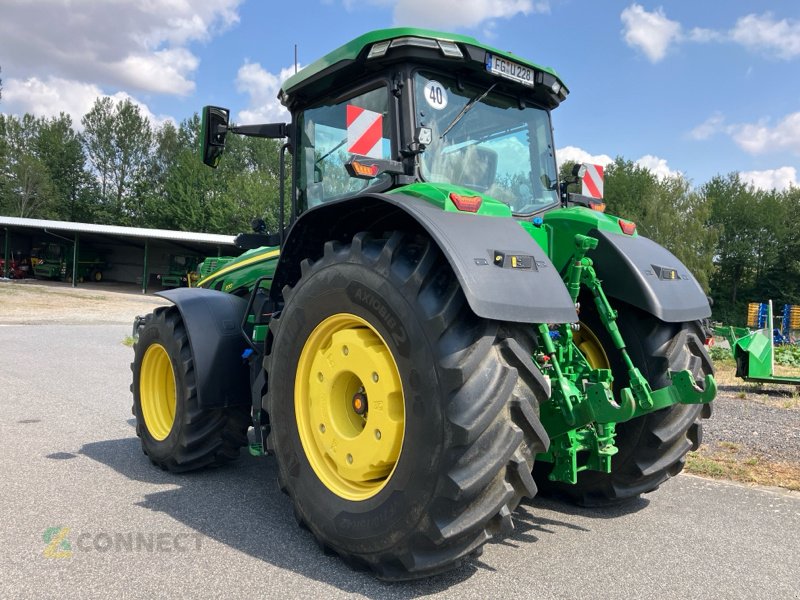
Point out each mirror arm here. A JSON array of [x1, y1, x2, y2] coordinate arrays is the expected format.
[[229, 123, 289, 139]]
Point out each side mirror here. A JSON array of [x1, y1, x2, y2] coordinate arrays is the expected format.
[[201, 106, 230, 168]]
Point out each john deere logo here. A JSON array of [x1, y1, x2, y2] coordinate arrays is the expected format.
[[42, 527, 73, 559]]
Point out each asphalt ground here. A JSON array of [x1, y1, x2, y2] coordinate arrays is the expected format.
[[1, 322, 799, 599]]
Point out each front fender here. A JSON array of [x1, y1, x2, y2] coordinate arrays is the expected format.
[[272, 193, 577, 324], [156, 287, 250, 408]]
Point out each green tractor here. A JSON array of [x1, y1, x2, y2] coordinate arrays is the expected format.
[[33, 242, 106, 282], [130, 28, 715, 579], [156, 254, 201, 288]]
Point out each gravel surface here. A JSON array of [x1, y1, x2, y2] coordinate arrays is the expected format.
[[704, 382, 800, 462], [0, 279, 169, 325]]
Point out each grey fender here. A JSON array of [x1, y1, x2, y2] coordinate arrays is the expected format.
[[156, 287, 251, 408], [590, 229, 711, 322], [272, 193, 577, 324]]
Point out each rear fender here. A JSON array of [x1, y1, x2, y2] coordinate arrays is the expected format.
[[156, 287, 251, 408], [272, 193, 578, 324], [590, 229, 711, 322]]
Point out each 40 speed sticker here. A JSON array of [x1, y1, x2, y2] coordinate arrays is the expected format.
[[424, 80, 448, 110]]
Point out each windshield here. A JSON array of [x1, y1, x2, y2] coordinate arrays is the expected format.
[[414, 71, 559, 214]]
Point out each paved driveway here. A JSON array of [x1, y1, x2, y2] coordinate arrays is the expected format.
[[1, 323, 798, 599]]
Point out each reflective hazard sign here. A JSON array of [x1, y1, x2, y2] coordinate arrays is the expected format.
[[346, 105, 383, 159], [581, 164, 604, 199]]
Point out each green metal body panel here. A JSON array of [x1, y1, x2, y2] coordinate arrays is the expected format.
[[543, 206, 637, 273], [386, 182, 513, 217], [197, 246, 280, 294]]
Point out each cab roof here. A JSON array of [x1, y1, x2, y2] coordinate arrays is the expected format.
[[279, 27, 569, 110]]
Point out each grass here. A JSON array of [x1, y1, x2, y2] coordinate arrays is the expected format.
[[685, 443, 800, 491], [122, 336, 135, 347]]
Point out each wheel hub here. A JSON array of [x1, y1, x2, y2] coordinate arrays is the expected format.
[[295, 313, 405, 501], [139, 343, 177, 441], [352, 390, 368, 415]]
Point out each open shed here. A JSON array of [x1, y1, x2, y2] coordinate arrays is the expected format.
[[0, 216, 242, 293]]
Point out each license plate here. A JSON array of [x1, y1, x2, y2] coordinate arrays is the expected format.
[[486, 54, 535, 87]]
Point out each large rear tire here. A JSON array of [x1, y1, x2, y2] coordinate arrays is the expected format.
[[265, 231, 549, 579], [131, 306, 250, 471], [534, 301, 713, 506]]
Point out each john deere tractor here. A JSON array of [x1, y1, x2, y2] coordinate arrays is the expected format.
[[130, 28, 715, 579]]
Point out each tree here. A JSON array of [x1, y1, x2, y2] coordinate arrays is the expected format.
[[36, 113, 94, 222], [81, 97, 115, 204], [700, 173, 791, 324], [81, 97, 153, 224], [0, 114, 55, 218]]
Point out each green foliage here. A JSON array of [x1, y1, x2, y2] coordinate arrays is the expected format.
[[774, 345, 800, 367], [709, 345, 733, 363], [703, 174, 800, 325]]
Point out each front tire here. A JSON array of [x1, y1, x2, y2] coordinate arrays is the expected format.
[[534, 302, 713, 506], [265, 232, 549, 579], [131, 306, 250, 471]]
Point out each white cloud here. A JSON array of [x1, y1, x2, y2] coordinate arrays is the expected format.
[[620, 8, 800, 63], [731, 13, 800, 60], [686, 27, 723, 43], [740, 167, 799, 191], [391, 0, 549, 29], [556, 146, 613, 169], [731, 112, 800, 155], [114, 49, 199, 96], [635, 154, 681, 179], [690, 111, 800, 157], [235, 63, 298, 124], [620, 4, 682, 63], [0, 0, 241, 96], [2, 76, 173, 130], [689, 113, 726, 141], [558, 146, 681, 179]]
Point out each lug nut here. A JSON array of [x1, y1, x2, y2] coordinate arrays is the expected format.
[[372, 372, 379, 382], [342, 346, 349, 356], [346, 453, 353, 464]]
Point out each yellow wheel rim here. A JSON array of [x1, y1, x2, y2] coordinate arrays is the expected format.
[[295, 313, 405, 501], [574, 322, 611, 370], [139, 343, 177, 441]]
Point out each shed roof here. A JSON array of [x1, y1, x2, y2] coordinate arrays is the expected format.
[[0, 217, 237, 246]]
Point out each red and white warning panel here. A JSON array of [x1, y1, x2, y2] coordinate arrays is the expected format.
[[581, 163, 604, 199], [346, 105, 384, 159]]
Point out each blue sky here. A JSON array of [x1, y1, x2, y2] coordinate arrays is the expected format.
[[2, 1, 799, 190]]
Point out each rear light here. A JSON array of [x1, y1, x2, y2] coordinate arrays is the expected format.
[[589, 201, 606, 212], [449, 193, 482, 213], [349, 160, 379, 178], [618, 219, 636, 235]]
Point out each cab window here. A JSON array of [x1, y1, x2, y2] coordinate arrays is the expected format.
[[297, 86, 392, 211]]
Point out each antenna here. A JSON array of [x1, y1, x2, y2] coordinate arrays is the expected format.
[[294, 44, 298, 74]]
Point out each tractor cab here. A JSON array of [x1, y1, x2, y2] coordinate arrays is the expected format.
[[203, 28, 568, 221]]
